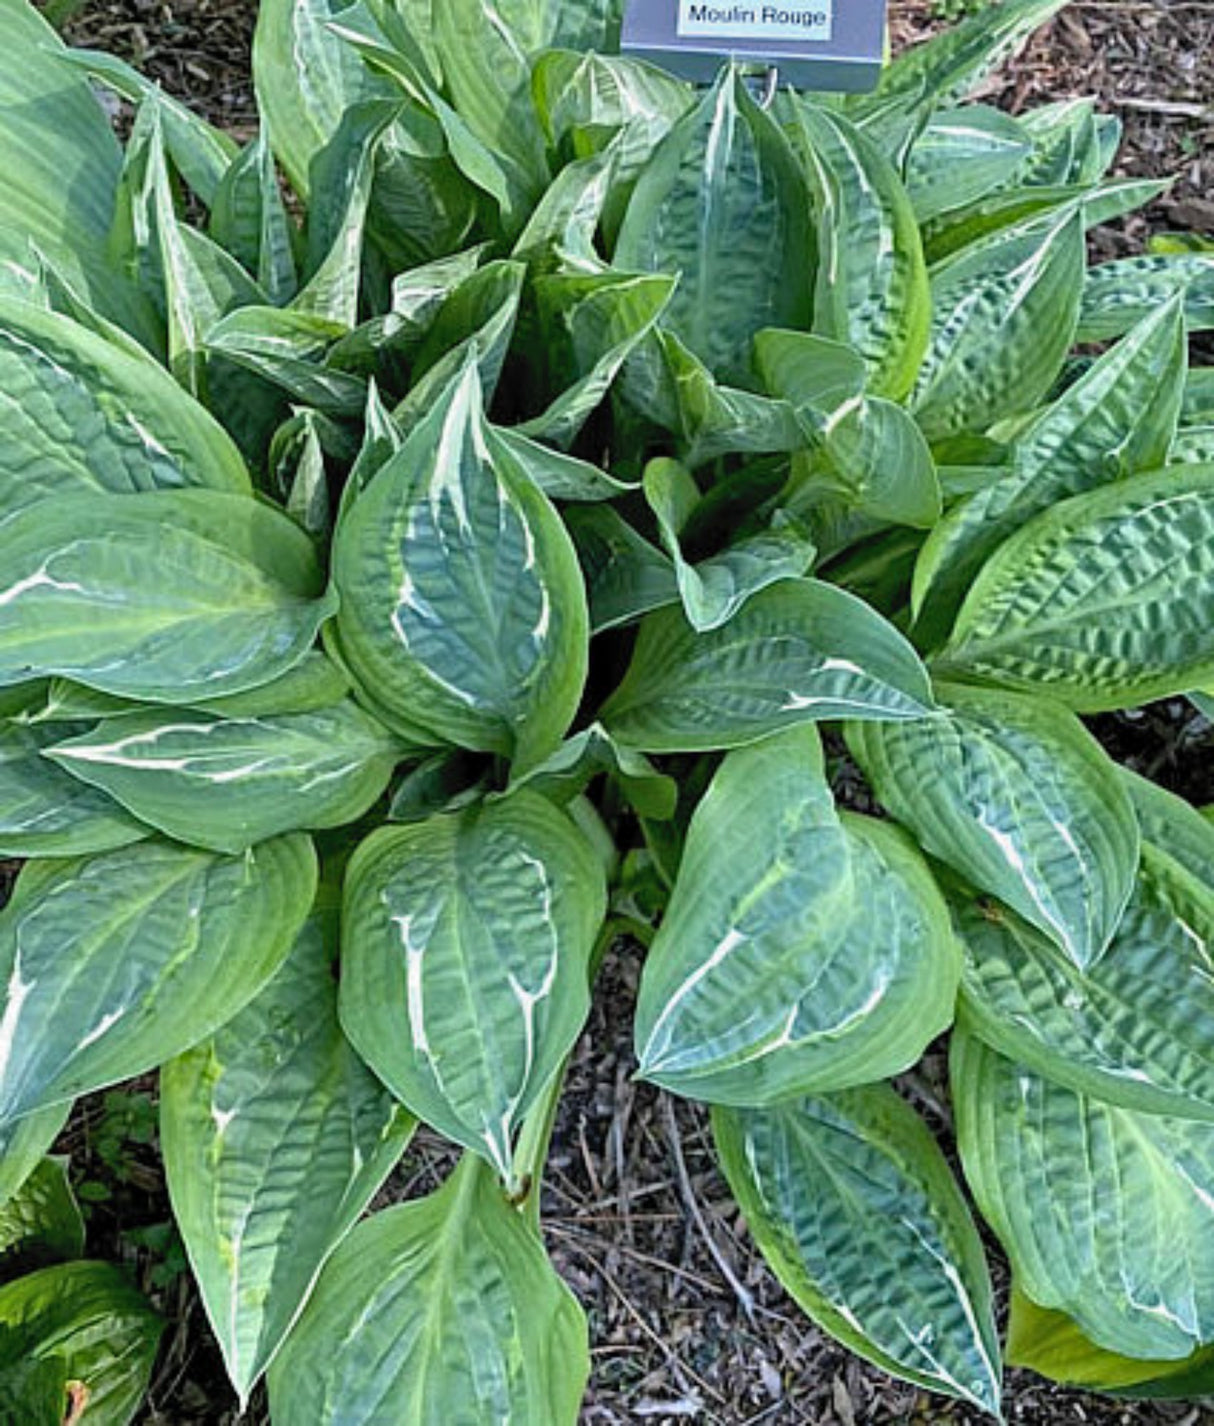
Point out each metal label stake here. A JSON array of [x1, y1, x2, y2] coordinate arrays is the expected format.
[[621, 0, 887, 93]]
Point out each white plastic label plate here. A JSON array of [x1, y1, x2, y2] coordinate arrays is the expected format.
[[676, 1, 833, 43]]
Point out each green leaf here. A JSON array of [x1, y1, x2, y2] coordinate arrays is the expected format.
[[953, 1030, 1214, 1361], [0, 719, 149, 858], [1006, 1287, 1214, 1395], [210, 131, 299, 304], [0, 1260, 161, 1425], [939, 465, 1214, 711], [905, 106, 1033, 223], [789, 102, 929, 402], [0, 0, 151, 337], [861, 0, 1068, 111], [0, 1158, 84, 1265], [267, 1153, 589, 1426], [0, 835, 316, 1127], [615, 70, 812, 385], [332, 360, 588, 766], [0, 1348, 65, 1425], [713, 1087, 1001, 1414], [954, 842, 1214, 1121], [252, 0, 397, 195], [785, 392, 942, 531], [47, 702, 400, 855], [0, 1105, 71, 1209], [341, 794, 606, 1179], [206, 308, 365, 415], [161, 910, 415, 1405], [601, 579, 936, 754], [912, 209, 1085, 444], [643, 458, 816, 633], [1120, 766, 1214, 889], [0, 296, 249, 520], [506, 723, 677, 821], [912, 297, 1187, 645], [847, 686, 1139, 969], [0, 489, 335, 704], [564, 505, 679, 634], [1077, 254, 1214, 342], [635, 727, 959, 1104], [1172, 426, 1214, 465]]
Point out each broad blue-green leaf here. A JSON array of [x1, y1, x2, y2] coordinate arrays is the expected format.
[[953, 1031, 1214, 1361], [162, 910, 415, 1405], [333, 361, 588, 766], [912, 209, 1084, 444], [753, 328, 867, 414], [0, 1104, 70, 1209], [0, 297, 249, 519], [643, 459, 816, 632], [0, 835, 316, 1126], [954, 841, 1214, 1120], [906, 106, 1033, 223], [0, 0, 152, 338], [848, 686, 1139, 969], [1184, 369, 1214, 425], [564, 505, 680, 634], [939, 465, 1214, 711], [267, 1154, 589, 1426], [35, 653, 349, 726], [0, 1157, 83, 1265], [0, 489, 335, 704], [0, 1261, 161, 1425], [252, 0, 396, 195], [789, 103, 929, 402], [0, 719, 149, 858], [714, 1088, 1001, 1414], [341, 794, 606, 1179], [912, 297, 1187, 644], [615, 70, 812, 385], [635, 727, 959, 1103], [602, 579, 936, 753], [47, 702, 400, 855], [1077, 254, 1214, 342]]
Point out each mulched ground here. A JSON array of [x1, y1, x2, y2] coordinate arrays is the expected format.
[[27, 1, 1214, 1421]]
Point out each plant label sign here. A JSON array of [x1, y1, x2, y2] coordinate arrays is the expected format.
[[622, 0, 886, 92]]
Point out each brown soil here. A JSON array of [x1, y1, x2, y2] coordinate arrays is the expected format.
[[28, 1, 1214, 1422]]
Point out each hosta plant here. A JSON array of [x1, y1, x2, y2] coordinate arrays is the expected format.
[[1, 0, 1213, 1418]]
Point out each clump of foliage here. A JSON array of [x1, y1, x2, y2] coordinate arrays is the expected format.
[[0, 0, 1213, 1418]]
